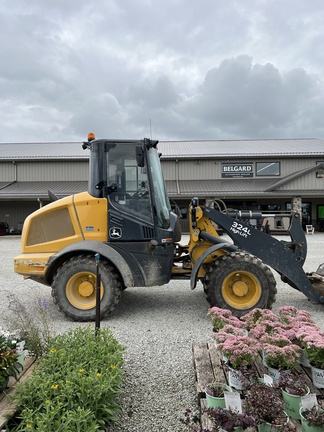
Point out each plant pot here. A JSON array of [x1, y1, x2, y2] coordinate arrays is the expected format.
[[266, 366, 290, 385], [299, 348, 311, 368], [16, 351, 25, 373], [205, 383, 233, 408], [281, 386, 310, 419], [300, 407, 324, 432], [257, 413, 289, 432], [310, 365, 324, 389], [220, 428, 244, 432]]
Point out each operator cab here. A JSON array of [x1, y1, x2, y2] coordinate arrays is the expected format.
[[84, 133, 181, 243]]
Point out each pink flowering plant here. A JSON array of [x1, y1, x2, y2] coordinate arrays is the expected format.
[[263, 341, 300, 369], [240, 308, 280, 331], [277, 306, 315, 325], [286, 323, 319, 349], [248, 320, 286, 341], [304, 329, 324, 369], [212, 324, 248, 344], [208, 307, 245, 332], [217, 336, 261, 369]]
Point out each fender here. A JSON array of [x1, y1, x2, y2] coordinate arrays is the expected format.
[[47, 240, 134, 287], [190, 240, 238, 290]]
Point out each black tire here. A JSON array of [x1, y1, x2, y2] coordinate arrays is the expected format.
[[203, 251, 277, 317], [51, 255, 122, 322]]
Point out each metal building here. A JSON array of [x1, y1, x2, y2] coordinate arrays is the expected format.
[[1, 138, 324, 233]]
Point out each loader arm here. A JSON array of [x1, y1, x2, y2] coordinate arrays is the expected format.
[[198, 205, 324, 304]]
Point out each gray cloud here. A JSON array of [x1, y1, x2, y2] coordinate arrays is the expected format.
[[1, 0, 324, 142]]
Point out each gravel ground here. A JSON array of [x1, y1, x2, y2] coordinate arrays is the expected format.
[[0, 234, 323, 431]]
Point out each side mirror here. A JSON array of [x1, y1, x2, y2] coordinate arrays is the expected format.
[[136, 146, 145, 167]]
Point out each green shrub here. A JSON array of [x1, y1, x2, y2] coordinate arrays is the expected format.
[[9, 326, 124, 431]]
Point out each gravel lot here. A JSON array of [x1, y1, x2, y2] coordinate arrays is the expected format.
[[0, 234, 323, 431]]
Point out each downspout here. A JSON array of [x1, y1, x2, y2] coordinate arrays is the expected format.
[[12, 160, 17, 181]]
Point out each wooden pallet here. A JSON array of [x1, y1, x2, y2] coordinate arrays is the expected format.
[[0, 356, 36, 429], [192, 342, 324, 432]]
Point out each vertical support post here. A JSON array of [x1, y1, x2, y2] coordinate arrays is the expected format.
[[95, 253, 101, 334]]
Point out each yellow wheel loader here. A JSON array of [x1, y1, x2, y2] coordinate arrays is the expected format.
[[14, 134, 324, 321]]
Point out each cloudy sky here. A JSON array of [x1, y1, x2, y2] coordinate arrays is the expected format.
[[1, 0, 324, 142]]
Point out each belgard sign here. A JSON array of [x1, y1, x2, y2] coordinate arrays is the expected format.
[[222, 163, 253, 178]]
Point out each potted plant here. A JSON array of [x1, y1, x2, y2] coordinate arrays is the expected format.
[[303, 329, 324, 389], [2, 331, 26, 372], [208, 307, 245, 332], [205, 382, 232, 408], [287, 323, 319, 368], [299, 404, 324, 432], [256, 332, 300, 384], [276, 306, 315, 325], [240, 308, 280, 331], [275, 307, 319, 368], [217, 336, 260, 390], [278, 372, 310, 419], [0, 346, 20, 391], [245, 381, 288, 431], [206, 406, 257, 432], [212, 325, 248, 347]]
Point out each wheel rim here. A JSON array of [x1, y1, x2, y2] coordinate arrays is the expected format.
[[222, 271, 262, 309], [66, 272, 103, 310]]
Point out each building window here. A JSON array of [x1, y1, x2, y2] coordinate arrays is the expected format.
[[256, 162, 280, 176]]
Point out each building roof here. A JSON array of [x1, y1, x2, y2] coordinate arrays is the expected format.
[[264, 162, 324, 191], [0, 142, 88, 160], [0, 181, 88, 199], [1, 138, 324, 161], [166, 178, 324, 198], [158, 138, 324, 159]]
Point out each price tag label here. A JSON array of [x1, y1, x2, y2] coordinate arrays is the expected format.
[[301, 393, 318, 410], [263, 374, 274, 386], [225, 391, 242, 413]]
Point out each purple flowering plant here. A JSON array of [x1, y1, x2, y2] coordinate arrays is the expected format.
[[206, 407, 257, 431], [245, 381, 287, 426], [301, 404, 324, 427], [208, 307, 245, 332]]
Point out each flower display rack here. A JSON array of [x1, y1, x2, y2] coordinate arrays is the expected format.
[[192, 342, 324, 431], [0, 356, 36, 429]]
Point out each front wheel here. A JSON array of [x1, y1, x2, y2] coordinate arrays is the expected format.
[[52, 255, 122, 321], [203, 251, 277, 317]]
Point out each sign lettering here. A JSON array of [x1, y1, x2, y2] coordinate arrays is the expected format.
[[222, 163, 253, 178]]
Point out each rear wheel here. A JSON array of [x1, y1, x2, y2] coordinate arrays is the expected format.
[[52, 255, 122, 321], [203, 251, 277, 317]]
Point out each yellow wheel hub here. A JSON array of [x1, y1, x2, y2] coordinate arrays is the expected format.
[[222, 271, 261, 309], [79, 281, 95, 297], [66, 272, 103, 310]]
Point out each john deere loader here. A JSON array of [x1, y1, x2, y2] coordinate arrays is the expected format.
[[14, 134, 324, 321]]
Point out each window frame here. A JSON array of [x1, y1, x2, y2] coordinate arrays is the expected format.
[[255, 161, 280, 177]]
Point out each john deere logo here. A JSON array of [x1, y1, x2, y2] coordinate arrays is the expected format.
[[110, 227, 122, 238]]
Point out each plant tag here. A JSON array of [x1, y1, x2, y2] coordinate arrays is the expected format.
[[301, 393, 318, 410], [16, 340, 25, 355], [224, 391, 242, 413], [263, 374, 273, 386]]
